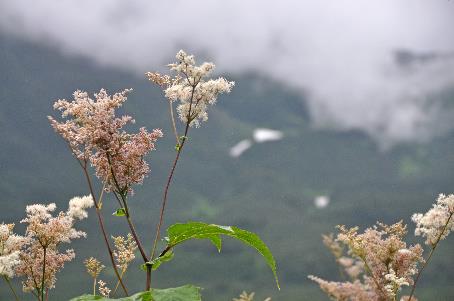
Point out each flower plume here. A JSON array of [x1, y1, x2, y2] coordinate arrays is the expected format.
[[49, 89, 163, 193], [147, 50, 234, 128]]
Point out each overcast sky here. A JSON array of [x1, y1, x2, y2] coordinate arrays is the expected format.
[[1, 0, 454, 146]]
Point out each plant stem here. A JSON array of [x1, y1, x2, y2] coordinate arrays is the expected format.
[[147, 85, 196, 290], [408, 211, 453, 301], [146, 266, 152, 289], [3, 275, 20, 301], [107, 154, 149, 263], [112, 268, 126, 296], [361, 257, 387, 298], [168, 100, 180, 146], [93, 277, 96, 296], [149, 134, 187, 260], [126, 215, 148, 261], [81, 163, 128, 296], [40, 247, 47, 301], [66, 146, 128, 295]]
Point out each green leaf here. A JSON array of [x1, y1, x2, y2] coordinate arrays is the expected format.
[[151, 249, 175, 270], [166, 222, 279, 289], [70, 285, 201, 301], [112, 208, 126, 217], [150, 285, 201, 301], [141, 250, 175, 271]]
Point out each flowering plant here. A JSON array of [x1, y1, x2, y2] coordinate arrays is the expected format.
[[309, 194, 454, 301], [0, 50, 278, 301]]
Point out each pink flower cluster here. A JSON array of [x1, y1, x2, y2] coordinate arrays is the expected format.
[[310, 222, 424, 301], [308, 276, 377, 301], [49, 89, 163, 193], [1, 197, 93, 293], [17, 245, 75, 292]]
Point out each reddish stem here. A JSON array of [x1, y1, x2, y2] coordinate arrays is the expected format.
[[82, 164, 129, 296]]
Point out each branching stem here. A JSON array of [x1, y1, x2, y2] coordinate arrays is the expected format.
[[107, 155, 149, 264], [81, 162, 129, 296]]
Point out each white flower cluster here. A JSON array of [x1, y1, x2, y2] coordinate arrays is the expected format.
[[0, 251, 20, 278], [412, 194, 454, 246], [165, 50, 234, 127], [98, 279, 111, 298], [25, 203, 57, 220], [384, 267, 410, 298], [67, 195, 94, 220], [0, 223, 28, 278]]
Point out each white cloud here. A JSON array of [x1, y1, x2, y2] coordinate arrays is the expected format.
[[314, 196, 330, 209], [229, 139, 253, 158], [1, 0, 454, 145], [253, 128, 284, 143]]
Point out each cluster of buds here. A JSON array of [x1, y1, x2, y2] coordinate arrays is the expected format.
[[112, 233, 137, 271], [233, 291, 271, 301], [84, 257, 105, 279]]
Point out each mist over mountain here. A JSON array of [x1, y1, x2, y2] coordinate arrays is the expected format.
[[2, 0, 454, 146]]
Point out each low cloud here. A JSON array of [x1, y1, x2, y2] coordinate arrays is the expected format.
[[1, 0, 454, 145]]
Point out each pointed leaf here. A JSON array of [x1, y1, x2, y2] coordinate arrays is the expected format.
[[141, 250, 175, 271], [112, 208, 126, 217], [70, 285, 201, 301], [167, 222, 279, 289]]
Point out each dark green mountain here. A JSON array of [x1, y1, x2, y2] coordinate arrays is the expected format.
[[0, 34, 453, 300]]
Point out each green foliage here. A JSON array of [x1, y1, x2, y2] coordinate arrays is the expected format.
[[112, 208, 127, 217], [159, 222, 280, 289], [70, 285, 201, 301], [141, 250, 175, 271]]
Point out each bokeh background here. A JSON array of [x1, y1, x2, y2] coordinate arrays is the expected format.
[[1, 1, 453, 300]]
